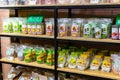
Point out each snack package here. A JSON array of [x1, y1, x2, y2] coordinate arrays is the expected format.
[[81, 0, 90, 4], [111, 25, 119, 40], [46, 49, 54, 66], [36, 48, 46, 64], [45, 18, 54, 36], [39, 74, 47, 80], [45, 0, 55, 4], [0, 0, 8, 5], [6, 46, 16, 61], [101, 56, 111, 72], [31, 23, 37, 35], [22, 21, 28, 34], [70, 0, 82, 4], [77, 52, 91, 70], [8, 67, 21, 80], [90, 55, 102, 70], [24, 48, 32, 63], [58, 49, 68, 68], [57, 0, 70, 4], [32, 48, 37, 61], [95, 27, 101, 39], [26, 0, 37, 5], [18, 72, 32, 80], [27, 23, 32, 34], [90, 0, 100, 3], [58, 18, 71, 37], [71, 19, 83, 37], [111, 54, 120, 75], [8, 0, 18, 5], [36, 23, 44, 35], [83, 23, 93, 38], [32, 71, 39, 80], [12, 18, 20, 33], [45, 72, 54, 80], [68, 52, 78, 69]]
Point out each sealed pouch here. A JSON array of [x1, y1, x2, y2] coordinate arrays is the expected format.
[[2, 18, 9, 33], [27, 23, 32, 34], [24, 48, 32, 63], [36, 23, 44, 35], [70, 0, 82, 4], [45, 18, 54, 36], [111, 25, 119, 40], [18, 72, 32, 80], [101, 56, 111, 72], [57, 0, 70, 4], [81, 0, 90, 4], [0, 0, 8, 5], [31, 23, 37, 35], [95, 27, 102, 39], [90, 0, 100, 3]]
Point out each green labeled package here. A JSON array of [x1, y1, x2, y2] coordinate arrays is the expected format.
[[24, 48, 32, 63]]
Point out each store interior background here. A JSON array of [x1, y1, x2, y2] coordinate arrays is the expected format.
[[0, 8, 120, 79]]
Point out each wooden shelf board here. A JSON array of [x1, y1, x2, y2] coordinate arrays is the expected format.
[[58, 67, 120, 79], [0, 58, 54, 70], [0, 33, 54, 39], [57, 37, 120, 43]]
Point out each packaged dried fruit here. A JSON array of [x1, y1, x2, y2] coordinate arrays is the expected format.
[[77, 53, 90, 70], [45, 0, 55, 4], [22, 23, 27, 34], [45, 18, 54, 36], [36, 23, 44, 35], [71, 19, 83, 37], [2, 18, 10, 33], [57, 0, 70, 4], [24, 48, 32, 63], [95, 27, 101, 39], [18, 72, 32, 80], [90, 55, 102, 70], [101, 56, 111, 72], [58, 18, 71, 37], [111, 25, 119, 40], [31, 23, 37, 35], [68, 52, 78, 69], [27, 23, 32, 34]]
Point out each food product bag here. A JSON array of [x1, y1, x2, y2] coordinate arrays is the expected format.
[[58, 18, 71, 37], [8, 0, 18, 5], [24, 48, 32, 62], [95, 27, 102, 39], [90, 55, 102, 70], [31, 23, 37, 35], [0, 0, 8, 5], [70, 0, 82, 4], [27, 23, 32, 34], [111, 25, 119, 40], [18, 72, 32, 80], [32, 71, 39, 80], [2, 18, 10, 33], [36, 23, 44, 35], [68, 52, 78, 68], [101, 56, 111, 72], [22, 19, 28, 34], [45, 18, 54, 36], [90, 0, 100, 3]]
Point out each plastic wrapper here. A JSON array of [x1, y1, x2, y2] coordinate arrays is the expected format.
[[8, 67, 21, 80], [58, 18, 71, 37], [58, 49, 68, 68], [57, 0, 70, 4], [0, 0, 8, 5], [77, 52, 91, 70], [90, 0, 100, 3], [45, 0, 55, 4], [32, 71, 39, 80], [101, 56, 111, 72], [27, 23, 32, 34], [31, 23, 37, 35], [71, 19, 83, 37], [45, 18, 54, 36], [90, 55, 102, 70], [36, 23, 44, 35], [8, 0, 19, 5], [26, 0, 37, 5], [111, 54, 120, 75], [95, 27, 101, 39], [18, 72, 32, 80], [22, 21, 27, 34], [68, 52, 78, 69], [111, 25, 119, 40], [6, 46, 16, 61], [70, 0, 82, 4]]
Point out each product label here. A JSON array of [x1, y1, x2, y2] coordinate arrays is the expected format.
[[112, 28, 118, 39]]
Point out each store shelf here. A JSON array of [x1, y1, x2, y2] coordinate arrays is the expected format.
[[0, 58, 54, 70], [57, 37, 120, 44], [0, 33, 54, 39], [1, 3, 120, 9], [58, 68, 120, 80]]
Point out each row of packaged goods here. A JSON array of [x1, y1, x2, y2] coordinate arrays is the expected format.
[[6, 43, 120, 76], [1, 0, 120, 5], [3, 15, 120, 40], [6, 43, 54, 66], [7, 66, 101, 80], [58, 46, 120, 76]]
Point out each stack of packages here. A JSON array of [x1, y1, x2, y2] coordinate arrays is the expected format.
[[6, 43, 54, 66], [58, 46, 120, 74]]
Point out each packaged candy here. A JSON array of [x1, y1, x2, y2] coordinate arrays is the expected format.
[[68, 52, 78, 69], [58, 50, 68, 68], [77, 53, 90, 70], [57, 0, 70, 4], [90, 55, 102, 70], [24, 48, 32, 63], [45, 0, 55, 4], [45, 18, 54, 36], [36, 23, 44, 35], [58, 18, 71, 37], [101, 56, 111, 72]]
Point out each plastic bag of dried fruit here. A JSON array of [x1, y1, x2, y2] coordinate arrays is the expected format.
[[57, 0, 70, 4], [70, 0, 82, 4]]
